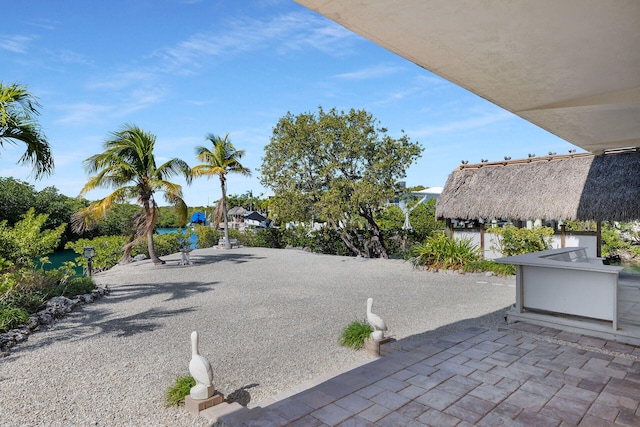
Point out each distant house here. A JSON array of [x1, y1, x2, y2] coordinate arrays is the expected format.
[[244, 211, 271, 229], [226, 207, 272, 230], [227, 206, 248, 229]]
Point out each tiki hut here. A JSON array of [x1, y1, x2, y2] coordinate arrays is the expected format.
[[436, 149, 640, 223]]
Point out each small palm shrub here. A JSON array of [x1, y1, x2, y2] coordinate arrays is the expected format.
[[409, 233, 480, 270], [165, 374, 196, 407], [339, 320, 373, 349]]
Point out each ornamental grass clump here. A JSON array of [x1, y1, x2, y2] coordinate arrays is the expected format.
[[409, 233, 480, 271], [165, 374, 196, 407], [339, 319, 373, 349]]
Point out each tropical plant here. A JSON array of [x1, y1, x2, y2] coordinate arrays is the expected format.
[[193, 225, 219, 248], [408, 233, 480, 270], [72, 124, 191, 264], [0, 208, 66, 268], [0, 82, 53, 178], [339, 319, 373, 349], [488, 225, 554, 257], [165, 374, 196, 407], [192, 133, 251, 249]]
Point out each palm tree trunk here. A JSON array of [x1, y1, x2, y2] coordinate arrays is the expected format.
[[119, 232, 137, 264], [143, 198, 164, 264], [221, 175, 231, 249]]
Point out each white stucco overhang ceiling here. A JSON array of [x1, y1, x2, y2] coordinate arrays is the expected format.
[[295, 0, 640, 154]]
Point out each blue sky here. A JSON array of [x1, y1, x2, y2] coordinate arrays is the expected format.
[[1, 0, 578, 207]]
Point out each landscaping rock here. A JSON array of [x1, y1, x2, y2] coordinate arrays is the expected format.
[[0, 286, 110, 354]]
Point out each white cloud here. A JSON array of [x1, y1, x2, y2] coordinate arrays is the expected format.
[[333, 65, 403, 80], [87, 70, 156, 91], [153, 12, 357, 72], [409, 110, 514, 138], [0, 34, 35, 53], [54, 103, 112, 126]]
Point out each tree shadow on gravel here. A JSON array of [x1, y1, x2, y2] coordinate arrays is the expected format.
[[7, 305, 198, 357], [2, 280, 216, 357], [226, 383, 260, 407], [103, 280, 218, 303], [188, 251, 265, 265]]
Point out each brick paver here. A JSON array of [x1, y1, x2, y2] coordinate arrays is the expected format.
[[216, 326, 640, 426]]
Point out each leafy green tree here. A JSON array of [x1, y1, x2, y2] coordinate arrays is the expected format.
[[0, 177, 37, 225], [409, 199, 444, 241], [260, 107, 422, 258], [73, 124, 191, 264], [0, 83, 53, 178], [92, 203, 139, 237], [192, 133, 251, 249], [34, 186, 88, 245]]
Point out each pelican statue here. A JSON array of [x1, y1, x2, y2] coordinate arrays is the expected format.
[[366, 298, 387, 340], [189, 331, 214, 400]]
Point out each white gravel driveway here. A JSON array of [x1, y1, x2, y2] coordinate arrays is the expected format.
[[0, 247, 515, 426]]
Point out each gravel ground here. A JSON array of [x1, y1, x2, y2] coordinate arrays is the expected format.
[[0, 247, 515, 426]]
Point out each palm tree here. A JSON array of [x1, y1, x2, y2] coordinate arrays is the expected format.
[[192, 133, 251, 249], [73, 124, 191, 264], [0, 82, 53, 178]]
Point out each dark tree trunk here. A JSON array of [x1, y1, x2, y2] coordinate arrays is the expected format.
[[330, 219, 364, 257], [360, 206, 388, 259]]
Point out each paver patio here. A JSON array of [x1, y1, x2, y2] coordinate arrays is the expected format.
[[207, 324, 640, 426]]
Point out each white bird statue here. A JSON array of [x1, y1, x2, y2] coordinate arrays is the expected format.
[[366, 297, 387, 340], [189, 331, 214, 400]]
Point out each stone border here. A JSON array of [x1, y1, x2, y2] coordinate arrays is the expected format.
[[0, 285, 110, 355]]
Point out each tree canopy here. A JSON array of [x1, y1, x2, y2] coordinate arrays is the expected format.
[[260, 107, 422, 258], [0, 83, 53, 178]]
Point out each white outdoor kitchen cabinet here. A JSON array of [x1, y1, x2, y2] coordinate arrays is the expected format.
[[496, 247, 623, 330]]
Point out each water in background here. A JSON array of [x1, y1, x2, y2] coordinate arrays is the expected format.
[[41, 249, 83, 275], [156, 228, 198, 249]]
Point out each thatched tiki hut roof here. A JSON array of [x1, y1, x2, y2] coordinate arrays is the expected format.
[[436, 150, 640, 222]]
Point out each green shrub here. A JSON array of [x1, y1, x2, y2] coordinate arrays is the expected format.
[[0, 209, 66, 268], [138, 232, 183, 257], [488, 226, 554, 257], [252, 228, 283, 248], [0, 304, 29, 333], [282, 225, 315, 248], [66, 235, 128, 270], [44, 276, 95, 299], [409, 233, 480, 270], [165, 375, 196, 407], [194, 225, 219, 248], [339, 319, 373, 349], [463, 259, 516, 276]]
